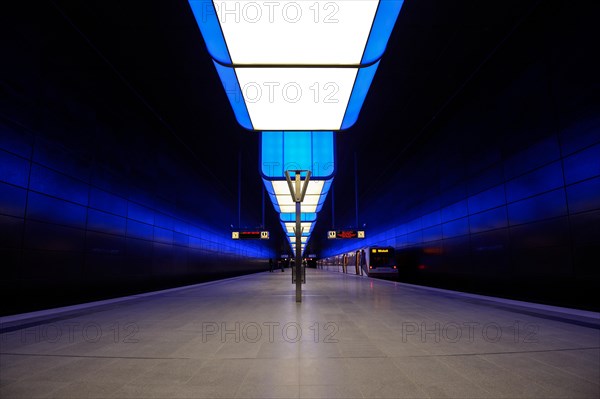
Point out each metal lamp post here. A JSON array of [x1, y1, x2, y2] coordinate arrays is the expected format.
[[285, 170, 311, 302]]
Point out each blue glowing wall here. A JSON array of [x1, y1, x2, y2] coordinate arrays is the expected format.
[[324, 130, 600, 275], [0, 0, 280, 316], [0, 119, 274, 316]]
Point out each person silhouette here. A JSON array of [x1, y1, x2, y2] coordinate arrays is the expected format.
[[269, 258, 273, 272]]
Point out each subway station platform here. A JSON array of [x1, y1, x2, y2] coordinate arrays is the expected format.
[[1, 269, 599, 398]]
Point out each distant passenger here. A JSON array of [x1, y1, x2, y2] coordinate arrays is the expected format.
[[281, 259, 285, 272], [269, 258, 273, 272]]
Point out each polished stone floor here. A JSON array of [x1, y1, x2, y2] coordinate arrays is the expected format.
[[1, 269, 599, 398]]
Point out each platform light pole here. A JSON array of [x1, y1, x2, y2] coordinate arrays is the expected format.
[[285, 170, 311, 303]]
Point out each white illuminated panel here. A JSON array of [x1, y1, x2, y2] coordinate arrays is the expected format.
[[276, 193, 319, 207], [235, 68, 357, 130], [272, 181, 323, 204], [213, 0, 378, 65], [284, 222, 313, 235], [289, 236, 309, 244], [269, 180, 326, 213], [287, 236, 308, 244], [281, 205, 316, 213], [304, 180, 325, 196]]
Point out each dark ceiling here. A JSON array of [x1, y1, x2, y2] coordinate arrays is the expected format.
[[4, 0, 553, 250]]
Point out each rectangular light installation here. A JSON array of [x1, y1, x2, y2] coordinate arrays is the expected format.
[[280, 212, 318, 223], [261, 131, 334, 213], [260, 131, 335, 252], [263, 180, 331, 213], [189, 0, 404, 130], [287, 236, 309, 244], [190, 0, 403, 66], [282, 222, 315, 237]]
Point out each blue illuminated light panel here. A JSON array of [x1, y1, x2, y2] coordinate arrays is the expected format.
[[213, 62, 252, 129], [189, 0, 403, 248], [188, 1, 231, 64], [261, 132, 335, 179], [260, 131, 336, 252], [361, 1, 405, 64], [341, 62, 380, 130]]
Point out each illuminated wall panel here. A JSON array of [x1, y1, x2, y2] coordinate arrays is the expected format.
[[0, 115, 274, 317]]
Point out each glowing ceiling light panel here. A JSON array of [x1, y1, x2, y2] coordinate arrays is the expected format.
[[287, 236, 309, 244], [280, 213, 317, 223], [261, 131, 334, 213], [189, 0, 404, 130], [264, 180, 329, 214], [212, 63, 379, 130], [190, 0, 403, 65], [261, 131, 335, 249], [282, 222, 314, 236], [206, 1, 379, 65], [261, 132, 334, 178], [235, 67, 357, 131]]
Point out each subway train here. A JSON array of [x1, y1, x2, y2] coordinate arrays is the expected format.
[[318, 246, 397, 278]]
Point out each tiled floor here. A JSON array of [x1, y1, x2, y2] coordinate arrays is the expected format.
[[1, 269, 599, 398]]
